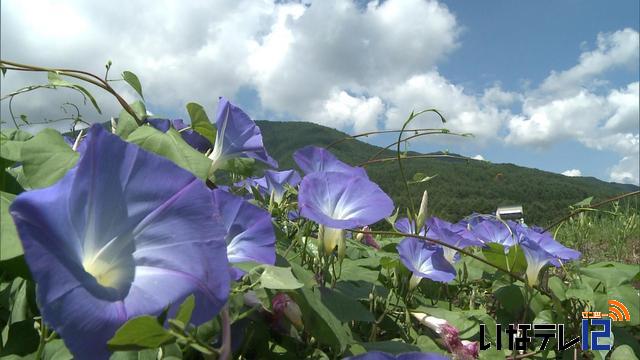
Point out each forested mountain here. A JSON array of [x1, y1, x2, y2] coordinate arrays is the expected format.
[[257, 120, 638, 226]]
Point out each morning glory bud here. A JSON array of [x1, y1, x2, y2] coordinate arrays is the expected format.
[[416, 190, 429, 231], [272, 293, 303, 330]]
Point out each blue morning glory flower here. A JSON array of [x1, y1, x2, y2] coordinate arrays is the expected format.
[[512, 223, 581, 285], [237, 169, 301, 203], [263, 169, 301, 202], [298, 171, 393, 229], [208, 97, 277, 174], [9, 125, 230, 359], [465, 216, 517, 251], [298, 171, 393, 256], [397, 237, 457, 286], [211, 189, 276, 280], [425, 217, 483, 263], [395, 217, 482, 263], [147, 118, 212, 152], [293, 145, 368, 177]]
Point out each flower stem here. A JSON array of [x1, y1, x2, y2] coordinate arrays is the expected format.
[[218, 306, 232, 360]]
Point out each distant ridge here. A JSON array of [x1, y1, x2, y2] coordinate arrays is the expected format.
[[257, 120, 638, 225]]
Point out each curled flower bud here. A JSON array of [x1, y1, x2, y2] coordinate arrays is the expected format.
[[411, 313, 479, 359], [360, 226, 381, 250], [272, 293, 303, 330], [416, 190, 429, 231]]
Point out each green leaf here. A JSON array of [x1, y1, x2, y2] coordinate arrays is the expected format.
[[1, 129, 33, 161], [0, 319, 39, 356], [319, 287, 374, 322], [579, 262, 640, 288], [21, 129, 79, 188], [130, 100, 147, 120], [290, 287, 352, 351], [116, 108, 139, 139], [408, 172, 438, 184], [175, 294, 195, 325], [108, 316, 175, 351], [565, 281, 594, 303], [0, 191, 21, 262], [548, 276, 566, 301], [122, 71, 144, 99], [41, 339, 73, 360], [186, 102, 216, 144], [482, 243, 526, 274], [339, 259, 380, 283], [611, 345, 638, 360], [127, 126, 211, 180], [259, 265, 303, 290], [47, 71, 101, 114]]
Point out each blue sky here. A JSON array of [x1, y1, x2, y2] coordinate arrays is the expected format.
[[1, 0, 639, 183]]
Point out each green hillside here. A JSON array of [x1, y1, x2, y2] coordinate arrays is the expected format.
[[257, 120, 638, 226]]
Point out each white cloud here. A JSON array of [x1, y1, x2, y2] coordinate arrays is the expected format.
[[537, 28, 639, 99], [472, 154, 485, 161], [308, 90, 385, 133], [561, 169, 582, 177], [504, 29, 639, 184], [383, 72, 513, 140], [609, 155, 639, 184]]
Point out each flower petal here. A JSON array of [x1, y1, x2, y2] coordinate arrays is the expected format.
[[298, 171, 393, 229], [293, 145, 367, 177], [211, 189, 276, 280], [210, 97, 277, 168]]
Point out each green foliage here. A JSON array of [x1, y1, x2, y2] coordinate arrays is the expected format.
[[20, 128, 79, 188], [127, 126, 211, 180], [107, 316, 175, 351], [122, 71, 144, 99], [186, 102, 216, 143]]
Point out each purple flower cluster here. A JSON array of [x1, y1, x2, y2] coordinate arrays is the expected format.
[[395, 213, 581, 287], [9, 98, 279, 359]]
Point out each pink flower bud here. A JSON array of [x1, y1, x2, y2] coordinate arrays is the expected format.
[[272, 293, 303, 330], [360, 226, 380, 249]]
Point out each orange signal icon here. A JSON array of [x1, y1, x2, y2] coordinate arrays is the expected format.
[[607, 300, 631, 322]]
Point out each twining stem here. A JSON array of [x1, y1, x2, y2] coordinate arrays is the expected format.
[[544, 190, 639, 232], [348, 228, 550, 297], [34, 318, 48, 360], [359, 154, 470, 167], [218, 306, 231, 360], [363, 130, 467, 165], [325, 128, 446, 149], [0, 60, 143, 125]]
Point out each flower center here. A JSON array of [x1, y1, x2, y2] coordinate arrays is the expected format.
[[82, 257, 130, 290]]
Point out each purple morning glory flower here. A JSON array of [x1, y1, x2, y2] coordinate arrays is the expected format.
[[344, 351, 449, 360], [147, 118, 212, 152], [211, 189, 276, 280], [208, 97, 277, 173], [298, 171, 393, 256], [395, 217, 482, 263], [512, 224, 581, 285], [9, 125, 230, 359], [263, 169, 301, 202], [237, 169, 301, 202], [465, 216, 516, 251], [425, 217, 483, 263], [298, 171, 393, 229], [397, 237, 457, 285], [293, 145, 368, 177]]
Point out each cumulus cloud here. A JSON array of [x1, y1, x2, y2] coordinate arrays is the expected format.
[[472, 154, 485, 161], [561, 169, 582, 177], [505, 29, 639, 184], [537, 28, 639, 100], [383, 72, 513, 140]]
